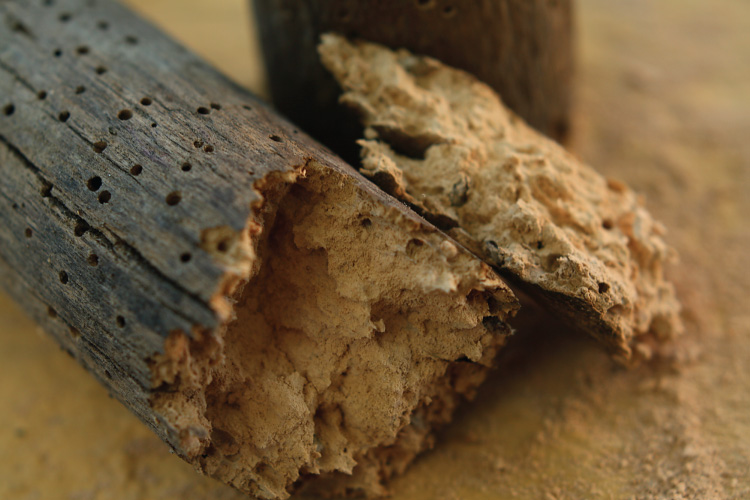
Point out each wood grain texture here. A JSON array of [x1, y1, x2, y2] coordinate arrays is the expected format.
[[0, 0, 449, 460], [252, 0, 574, 160]]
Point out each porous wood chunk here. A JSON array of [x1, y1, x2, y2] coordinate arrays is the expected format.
[[150, 162, 518, 499], [319, 35, 682, 357]]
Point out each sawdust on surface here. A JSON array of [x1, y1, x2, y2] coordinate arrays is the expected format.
[[1, 0, 749, 499]]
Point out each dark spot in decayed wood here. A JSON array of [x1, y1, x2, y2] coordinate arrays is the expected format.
[[59, 270, 69, 284], [93, 141, 107, 153], [87, 176, 102, 191], [165, 192, 181, 206], [58, 12, 72, 22], [24, 228, 32, 238], [75, 85, 86, 94], [58, 110, 70, 122], [130, 164, 143, 176], [210, 103, 221, 110], [97, 20, 109, 30], [95, 66, 107, 75], [40, 181, 53, 197], [140, 97, 152, 106], [204, 145, 214, 153], [98, 191, 111, 204], [87, 254, 99, 267], [47, 306, 57, 318], [9, 18, 34, 39], [74, 221, 89, 237], [125, 35, 138, 45], [181, 163, 192, 172], [37, 90, 47, 100], [118, 109, 133, 120], [76, 46, 90, 55], [197, 106, 210, 115], [2, 104, 14, 116], [180, 253, 192, 263]]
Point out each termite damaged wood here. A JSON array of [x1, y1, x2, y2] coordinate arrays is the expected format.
[[0, 0, 520, 498]]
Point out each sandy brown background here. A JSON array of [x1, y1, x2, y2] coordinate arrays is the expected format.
[[1, 0, 749, 499]]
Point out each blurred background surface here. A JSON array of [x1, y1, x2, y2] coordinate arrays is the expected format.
[[1, 0, 749, 498]]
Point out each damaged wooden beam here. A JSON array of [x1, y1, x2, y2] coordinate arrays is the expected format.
[[252, 0, 574, 161], [0, 0, 519, 498], [318, 35, 683, 359]]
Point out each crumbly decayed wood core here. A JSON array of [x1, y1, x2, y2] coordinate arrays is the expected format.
[[149, 162, 517, 499], [318, 35, 682, 357]]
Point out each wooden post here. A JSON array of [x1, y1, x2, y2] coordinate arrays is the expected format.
[[0, 1, 519, 498], [252, 0, 574, 160]]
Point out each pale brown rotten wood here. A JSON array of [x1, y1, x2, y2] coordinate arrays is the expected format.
[[252, 0, 574, 159], [0, 0, 480, 462]]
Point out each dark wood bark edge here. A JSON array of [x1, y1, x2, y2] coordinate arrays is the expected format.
[[252, 0, 574, 160]]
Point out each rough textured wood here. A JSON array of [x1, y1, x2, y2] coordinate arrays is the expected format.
[[318, 35, 682, 358], [0, 1, 520, 498], [251, 0, 574, 161]]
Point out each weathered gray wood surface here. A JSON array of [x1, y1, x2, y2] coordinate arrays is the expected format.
[[252, 0, 574, 160], [0, 0, 439, 455]]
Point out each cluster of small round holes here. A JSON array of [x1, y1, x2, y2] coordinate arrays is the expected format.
[[130, 164, 143, 176], [24, 228, 33, 238], [181, 162, 192, 172], [116, 316, 126, 328], [98, 191, 112, 204], [59, 270, 69, 285], [165, 192, 181, 206], [92, 141, 107, 153], [2, 104, 14, 116], [58, 111, 70, 122], [87, 176, 102, 191], [87, 254, 99, 267], [74, 221, 89, 237], [75, 86, 86, 95], [118, 109, 133, 120]]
